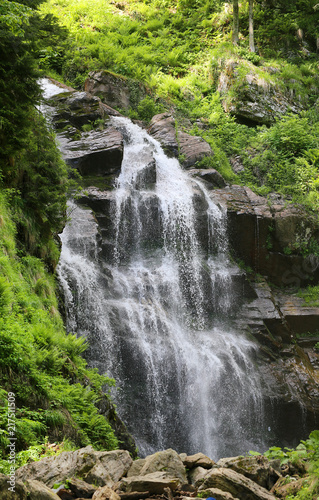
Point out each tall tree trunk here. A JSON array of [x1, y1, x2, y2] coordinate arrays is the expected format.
[[233, 0, 239, 45], [249, 0, 255, 52]]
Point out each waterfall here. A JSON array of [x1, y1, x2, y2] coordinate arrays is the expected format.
[[58, 114, 267, 459]]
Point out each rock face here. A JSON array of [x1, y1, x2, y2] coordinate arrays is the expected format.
[[217, 59, 304, 125], [188, 168, 227, 189], [47, 90, 124, 188], [214, 185, 319, 287], [85, 71, 147, 111], [49, 91, 116, 129], [60, 127, 123, 177], [148, 113, 213, 168]]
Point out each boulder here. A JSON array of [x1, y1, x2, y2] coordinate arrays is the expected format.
[[92, 486, 121, 500], [188, 168, 227, 189], [136, 449, 187, 483], [183, 452, 215, 469], [216, 455, 281, 490], [178, 131, 213, 168], [25, 480, 61, 499], [188, 466, 209, 486], [217, 60, 304, 125], [116, 471, 182, 495], [49, 91, 112, 129], [127, 459, 146, 478], [67, 477, 98, 498], [148, 113, 213, 167], [0, 473, 28, 500], [16, 447, 132, 489], [198, 488, 240, 500], [198, 467, 276, 500], [85, 71, 147, 111], [59, 127, 124, 177], [271, 476, 306, 498], [77, 188, 114, 215]]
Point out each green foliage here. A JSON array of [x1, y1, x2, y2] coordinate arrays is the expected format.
[[0, 187, 118, 462], [298, 285, 319, 307], [240, 111, 319, 211], [250, 431, 319, 500], [0, 439, 76, 475]]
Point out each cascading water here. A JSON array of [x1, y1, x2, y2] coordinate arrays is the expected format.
[[58, 115, 267, 459]]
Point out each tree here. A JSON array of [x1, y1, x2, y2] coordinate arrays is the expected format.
[[248, 0, 255, 52], [233, 0, 239, 45]]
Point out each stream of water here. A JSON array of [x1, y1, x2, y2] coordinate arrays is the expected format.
[[57, 112, 267, 459]]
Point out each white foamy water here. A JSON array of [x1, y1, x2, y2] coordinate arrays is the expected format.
[[57, 113, 266, 458]]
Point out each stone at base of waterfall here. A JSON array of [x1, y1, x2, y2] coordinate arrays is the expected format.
[[25, 479, 61, 499], [116, 471, 183, 495], [199, 487, 240, 500], [67, 477, 98, 498], [216, 455, 281, 490], [271, 476, 305, 498], [189, 466, 209, 486], [127, 459, 146, 478], [127, 449, 187, 484], [188, 169, 227, 189], [93, 485, 121, 500], [0, 473, 28, 500], [15, 447, 132, 489], [198, 468, 276, 500], [184, 452, 216, 470]]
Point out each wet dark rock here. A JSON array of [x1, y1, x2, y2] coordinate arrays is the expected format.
[[148, 113, 213, 167], [56, 488, 75, 499], [188, 168, 227, 189], [213, 185, 319, 287], [49, 91, 116, 129], [77, 188, 114, 214], [148, 113, 178, 157], [60, 127, 124, 177], [85, 71, 147, 111], [134, 158, 157, 190]]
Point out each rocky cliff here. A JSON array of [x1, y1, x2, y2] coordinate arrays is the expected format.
[[47, 81, 319, 455]]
